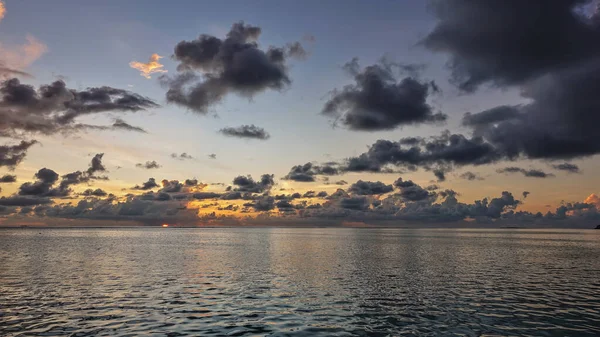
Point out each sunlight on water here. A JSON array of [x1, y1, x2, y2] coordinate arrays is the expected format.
[[1, 228, 599, 336]]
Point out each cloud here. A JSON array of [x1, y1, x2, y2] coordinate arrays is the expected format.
[[0, 195, 52, 206], [171, 152, 193, 160], [459, 171, 483, 181], [87, 153, 106, 176], [394, 178, 436, 202], [552, 162, 581, 173], [136, 161, 161, 169], [0, 174, 16, 183], [497, 167, 554, 178], [162, 21, 306, 113], [322, 58, 445, 131], [433, 169, 446, 182], [348, 180, 393, 195], [232, 174, 274, 193], [0, 78, 158, 138], [18, 168, 69, 197], [132, 178, 159, 190], [423, 1, 600, 161], [129, 53, 167, 79], [584, 194, 600, 208], [422, 0, 600, 92], [112, 118, 147, 133], [208, 153, 216, 159], [523, 191, 530, 199], [283, 162, 339, 182], [0, 35, 47, 78], [0, 1, 5, 22], [343, 132, 498, 174], [0, 140, 36, 168], [82, 188, 107, 197], [219, 125, 270, 140]]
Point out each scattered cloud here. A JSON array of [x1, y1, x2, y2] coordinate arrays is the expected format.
[[0, 1, 5, 22], [112, 118, 147, 133], [219, 125, 270, 140], [0, 140, 37, 169], [322, 58, 444, 131], [0, 174, 16, 183], [129, 53, 167, 79], [136, 161, 161, 169], [171, 152, 193, 160], [161, 21, 306, 113], [132, 177, 159, 190], [208, 153, 216, 159], [459, 171, 483, 181], [552, 162, 581, 174], [497, 167, 554, 178], [283, 162, 339, 182]]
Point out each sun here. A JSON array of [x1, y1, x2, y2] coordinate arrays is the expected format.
[[162, 224, 169, 228]]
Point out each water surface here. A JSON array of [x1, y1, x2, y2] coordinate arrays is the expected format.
[[1, 228, 599, 336]]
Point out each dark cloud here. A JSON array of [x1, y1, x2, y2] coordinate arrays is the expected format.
[[160, 179, 184, 193], [208, 153, 217, 159], [0, 174, 16, 183], [163, 21, 305, 113], [0, 195, 52, 206], [132, 178, 159, 190], [433, 169, 446, 182], [232, 174, 274, 193], [422, 0, 600, 92], [245, 195, 275, 211], [322, 58, 445, 131], [184, 179, 198, 186], [0, 78, 158, 138], [523, 191, 531, 199], [459, 171, 483, 181], [0, 140, 37, 168], [339, 196, 370, 211], [348, 180, 393, 195], [283, 162, 339, 182], [424, 1, 600, 161], [82, 188, 107, 197], [497, 167, 555, 178], [219, 125, 270, 140], [192, 192, 222, 200], [552, 162, 581, 173], [112, 118, 147, 133], [394, 178, 436, 202], [87, 153, 106, 176], [344, 132, 499, 174], [136, 161, 161, 169], [18, 168, 69, 197], [317, 191, 328, 198], [171, 152, 193, 160]]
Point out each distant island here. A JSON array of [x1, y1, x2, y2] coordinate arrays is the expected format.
[[595, 225, 600, 229]]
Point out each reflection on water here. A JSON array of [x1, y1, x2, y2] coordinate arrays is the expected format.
[[1, 228, 599, 336]]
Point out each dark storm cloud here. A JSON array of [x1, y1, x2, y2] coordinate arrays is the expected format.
[[422, 0, 600, 92], [136, 161, 161, 169], [348, 180, 393, 195], [171, 152, 193, 160], [339, 196, 370, 211], [0, 140, 37, 168], [0, 174, 16, 182], [283, 162, 339, 182], [132, 178, 160, 190], [112, 118, 147, 133], [423, 1, 600, 161], [232, 174, 274, 193], [219, 125, 270, 140], [459, 171, 483, 181], [322, 58, 445, 131], [552, 162, 581, 173], [497, 167, 554, 178], [164, 21, 305, 113], [0, 78, 158, 138]]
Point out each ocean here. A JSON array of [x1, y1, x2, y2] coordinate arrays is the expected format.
[[1, 227, 599, 336]]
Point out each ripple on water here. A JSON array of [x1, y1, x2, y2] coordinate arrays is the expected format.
[[1, 228, 599, 336]]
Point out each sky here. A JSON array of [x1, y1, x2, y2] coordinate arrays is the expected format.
[[0, 0, 599, 227]]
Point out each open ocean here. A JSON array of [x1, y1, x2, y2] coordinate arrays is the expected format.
[[1, 227, 599, 336]]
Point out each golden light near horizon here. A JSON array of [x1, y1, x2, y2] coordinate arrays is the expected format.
[[162, 223, 169, 228]]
